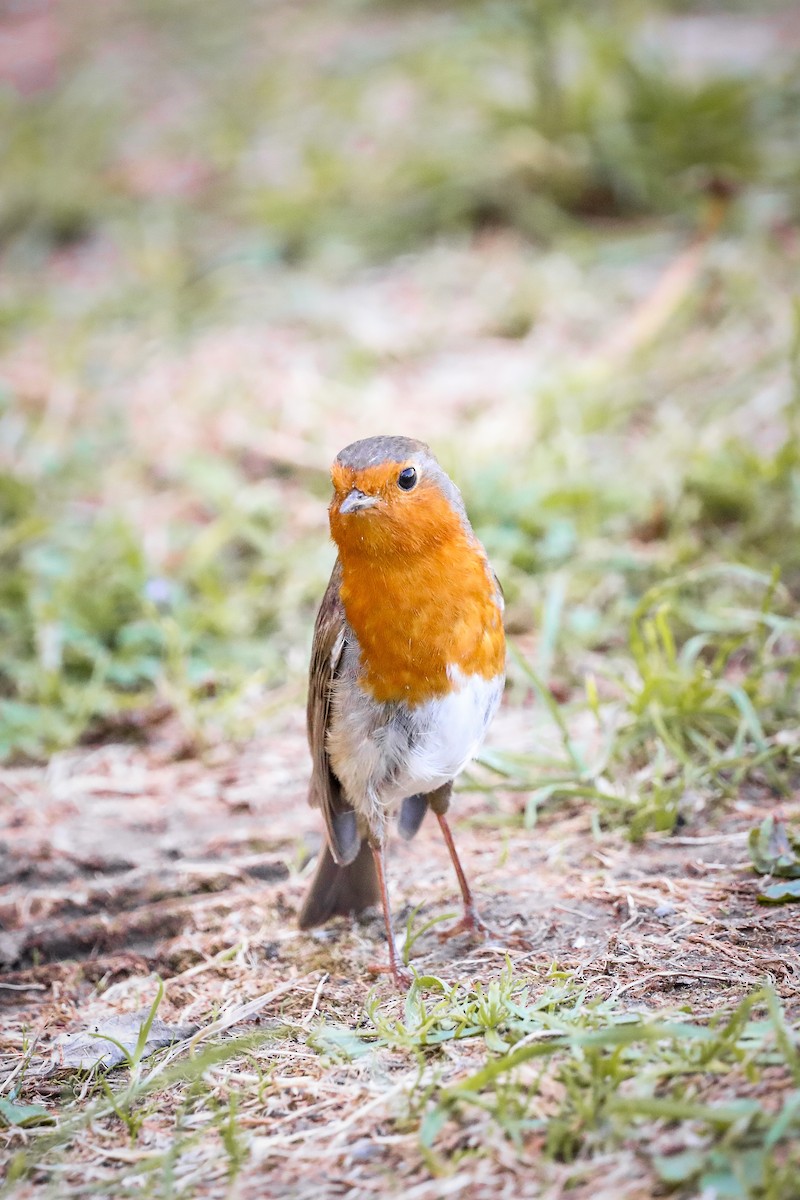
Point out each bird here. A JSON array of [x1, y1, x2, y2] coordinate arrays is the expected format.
[[297, 435, 505, 987]]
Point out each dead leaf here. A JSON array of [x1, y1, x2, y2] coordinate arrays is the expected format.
[[49, 1010, 198, 1072]]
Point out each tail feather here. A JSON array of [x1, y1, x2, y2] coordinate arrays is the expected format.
[[298, 839, 379, 929]]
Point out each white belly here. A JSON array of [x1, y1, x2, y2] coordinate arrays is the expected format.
[[327, 666, 503, 839]]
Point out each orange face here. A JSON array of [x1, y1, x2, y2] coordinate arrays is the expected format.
[[328, 455, 505, 704], [329, 459, 465, 559]]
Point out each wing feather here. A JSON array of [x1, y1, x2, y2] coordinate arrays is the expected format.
[[306, 560, 360, 865]]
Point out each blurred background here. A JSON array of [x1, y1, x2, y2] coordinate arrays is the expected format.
[[1, 0, 799, 813]]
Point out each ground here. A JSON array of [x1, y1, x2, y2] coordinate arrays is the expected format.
[[1, 1, 800, 1197], [1, 711, 799, 1197]]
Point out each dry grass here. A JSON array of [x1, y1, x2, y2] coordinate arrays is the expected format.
[[1, 709, 799, 1196]]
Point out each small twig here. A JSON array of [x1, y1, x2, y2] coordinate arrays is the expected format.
[[250, 1095, 341, 1134], [328, 1082, 408, 1147], [248, 1082, 409, 1157], [185, 976, 311, 1055], [166, 942, 247, 984], [611, 969, 756, 999], [649, 833, 749, 846], [0, 1029, 44, 1096], [596, 194, 728, 367], [299, 972, 328, 1029], [553, 904, 600, 921]]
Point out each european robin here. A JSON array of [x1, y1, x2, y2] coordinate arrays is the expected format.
[[298, 436, 505, 987]]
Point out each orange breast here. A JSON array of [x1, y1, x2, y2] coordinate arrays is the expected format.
[[336, 530, 505, 706]]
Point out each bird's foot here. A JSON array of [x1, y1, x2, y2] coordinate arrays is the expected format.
[[366, 959, 413, 990], [437, 906, 497, 942]]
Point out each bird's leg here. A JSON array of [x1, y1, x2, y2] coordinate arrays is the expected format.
[[366, 841, 412, 989], [435, 811, 495, 940]]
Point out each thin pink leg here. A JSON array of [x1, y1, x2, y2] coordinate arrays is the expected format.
[[436, 812, 495, 940], [366, 843, 412, 989]]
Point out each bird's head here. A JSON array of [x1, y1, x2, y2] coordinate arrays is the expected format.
[[328, 435, 469, 558]]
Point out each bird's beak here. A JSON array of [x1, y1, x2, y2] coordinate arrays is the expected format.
[[339, 488, 380, 514]]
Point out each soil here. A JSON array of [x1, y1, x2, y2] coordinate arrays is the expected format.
[[2, 702, 796, 1034]]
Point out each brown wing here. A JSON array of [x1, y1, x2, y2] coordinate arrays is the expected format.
[[306, 559, 360, 865]]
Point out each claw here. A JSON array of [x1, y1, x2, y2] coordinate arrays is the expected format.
[[366, 960, 414, 990], [437, 906, 497, 942]]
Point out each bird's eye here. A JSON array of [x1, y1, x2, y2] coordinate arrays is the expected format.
[[397, 466, 417, 491]]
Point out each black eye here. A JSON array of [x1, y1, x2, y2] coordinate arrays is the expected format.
[[397, 466, 417, 491]]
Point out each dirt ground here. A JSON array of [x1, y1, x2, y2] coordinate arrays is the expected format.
[[2, 701, 798, 1196]]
